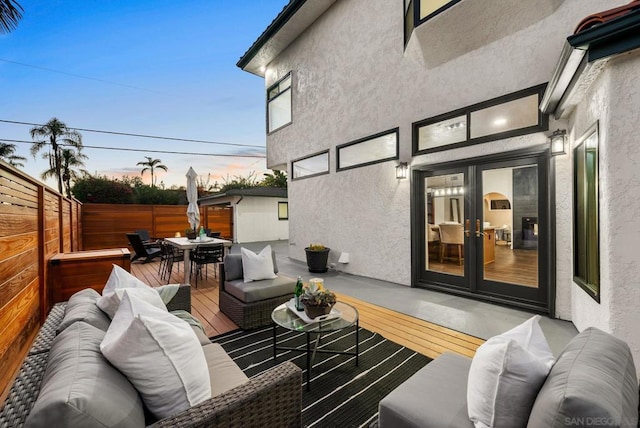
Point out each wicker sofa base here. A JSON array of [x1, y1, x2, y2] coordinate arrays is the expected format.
[[219, 289, 292, 330]]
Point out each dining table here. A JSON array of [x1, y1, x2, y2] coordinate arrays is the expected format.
[[164, 236, 233, 283]]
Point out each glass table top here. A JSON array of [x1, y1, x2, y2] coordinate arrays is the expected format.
[[272, 300, 359, 333]]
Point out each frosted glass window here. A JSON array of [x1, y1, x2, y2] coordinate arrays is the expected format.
[[470, 94, 539, 139], [420, 0, 454, 19], [413, 85, 546, 155], [337, 129, 398, 171], [417, 115, 466, 151], [278, 202, 288, 220], [267, 74, 292, 133], [292, 151, 329, 180]]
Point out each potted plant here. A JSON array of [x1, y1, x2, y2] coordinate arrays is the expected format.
[[304, 243, 330, 273], [300, 278, 336, 319], [184, 228, 197, 240]]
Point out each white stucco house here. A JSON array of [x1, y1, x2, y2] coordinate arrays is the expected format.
[[237, 0, 640, 373], [199, 187, 288, 243]]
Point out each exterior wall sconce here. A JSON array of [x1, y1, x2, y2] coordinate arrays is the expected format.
[[396, 162, 408, 179], [550, 129, 567, 156]]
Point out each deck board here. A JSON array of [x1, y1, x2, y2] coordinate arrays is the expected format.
[[130, 260, 483, 358]]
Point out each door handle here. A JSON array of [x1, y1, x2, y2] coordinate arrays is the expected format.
[[464, 219, 470, 237], [475, 219, 485, 237]]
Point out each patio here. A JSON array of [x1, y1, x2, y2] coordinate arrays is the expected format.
[[130, 256, 483, 359], [129, 239, 577, 358]]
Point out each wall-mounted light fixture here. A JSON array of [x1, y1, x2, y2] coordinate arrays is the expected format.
[[549, 129, 567, 156], [396, 162, 408, 179]]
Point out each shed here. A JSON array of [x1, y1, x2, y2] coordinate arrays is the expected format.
[[199, 187, 288, 243]]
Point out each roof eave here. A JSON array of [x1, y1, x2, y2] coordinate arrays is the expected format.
[[237, 0, 307, 76], [541, 10, 640, 118], [236, 0, 338, 77]]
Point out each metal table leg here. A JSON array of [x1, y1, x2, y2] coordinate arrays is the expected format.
[[306, 332, 311, 391], [272, 323, 277, 360]]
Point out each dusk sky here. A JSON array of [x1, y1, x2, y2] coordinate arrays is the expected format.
[[1, 0, 289, 189]]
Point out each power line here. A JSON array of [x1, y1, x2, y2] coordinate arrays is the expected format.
[[0, 119, 266, 149], [0, 58, 162, 93], [2, 139, 266, 159]]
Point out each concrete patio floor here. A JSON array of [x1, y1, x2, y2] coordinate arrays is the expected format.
[[232, 240, 578, 356]]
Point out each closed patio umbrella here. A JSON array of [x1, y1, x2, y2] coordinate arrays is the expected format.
[[186, 167, 200, 231]]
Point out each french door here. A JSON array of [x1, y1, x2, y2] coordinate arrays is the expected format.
[[414, 153, 550, 312]]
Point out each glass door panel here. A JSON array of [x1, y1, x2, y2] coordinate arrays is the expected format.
[[416, 153, 548, 311], [480, 165, 539, 288], [424, 172, 466, 277]]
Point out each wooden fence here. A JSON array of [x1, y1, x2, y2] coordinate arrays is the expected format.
[[0, 161, 82, 403], [82, 204, 233, 250]]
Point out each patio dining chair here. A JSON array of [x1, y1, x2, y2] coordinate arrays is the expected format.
[[126, 233, 161, 263], [190, 244, 224, 288], [158, 240, 183, 282]]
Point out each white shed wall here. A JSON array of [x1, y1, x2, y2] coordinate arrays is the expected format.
[[234, 197, 289, 243]]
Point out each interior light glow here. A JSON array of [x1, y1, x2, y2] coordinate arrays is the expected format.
[[493, 117, 507, 126]]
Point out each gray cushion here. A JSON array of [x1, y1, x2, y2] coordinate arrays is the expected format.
[[57, 288, 111, 333], [25, 322, 145, 428], [224, 275, 296, 303], [203, 343, 249, 397], [379, 352, 474, 428], [223, 251, 279, 281], [527, 327, 639, 428]]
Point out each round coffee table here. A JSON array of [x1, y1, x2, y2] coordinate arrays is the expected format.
[[271, 300, 359, 390]]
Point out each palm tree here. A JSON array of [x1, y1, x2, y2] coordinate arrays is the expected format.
[[0, 142, 27, 167], [30, 118, 83, 194], [0, 0, 23, 33], [41, 148, 88, 198], [137, 156, 168, 187]]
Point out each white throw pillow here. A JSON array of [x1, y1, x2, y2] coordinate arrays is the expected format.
[[467, 315, 554, 428], [100, 291, 211, 419], [97, 264, 167, 318], [103, 264, 149, 291], [241, 245, 277, 283], [97, 287, 167, 319]]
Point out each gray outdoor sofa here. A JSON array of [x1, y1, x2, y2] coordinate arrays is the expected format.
[[378, 327, 639, 427], [0, 285, 302, 428], [219, 252, 296, 330]]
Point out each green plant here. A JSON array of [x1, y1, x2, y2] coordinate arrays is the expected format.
[[308, 243, 326, 251], [300, 280, 336, 307]]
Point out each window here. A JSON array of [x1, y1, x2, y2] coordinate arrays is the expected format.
[[278, 202, 288, 220], [404, 0, 461, 46], [573, 123, 599, 301], [291, 151, 329, 180], [413, 84, 548, 155], [337, 128, 399, 171], [267, 73, 292, 133]]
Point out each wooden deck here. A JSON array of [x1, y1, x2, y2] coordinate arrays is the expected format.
[[131, 260, 483, 359]]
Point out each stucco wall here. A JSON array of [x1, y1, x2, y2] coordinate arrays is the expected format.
[[567, 50, 640, 375], [263, 0, 624, 309], [235, 197, 289, 243]]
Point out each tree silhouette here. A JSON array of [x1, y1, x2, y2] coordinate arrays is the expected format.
[[41, 148, 88, 198], [0, 142, 27, 167], [0, 0, 23, 34], [30, 118, 84, 194], [137, 156, 168, 188]]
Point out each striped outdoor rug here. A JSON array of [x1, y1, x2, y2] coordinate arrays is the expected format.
[[211, 325, 432, 428]]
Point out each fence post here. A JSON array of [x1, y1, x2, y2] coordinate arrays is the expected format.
[[37, 186, 47, 322]]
